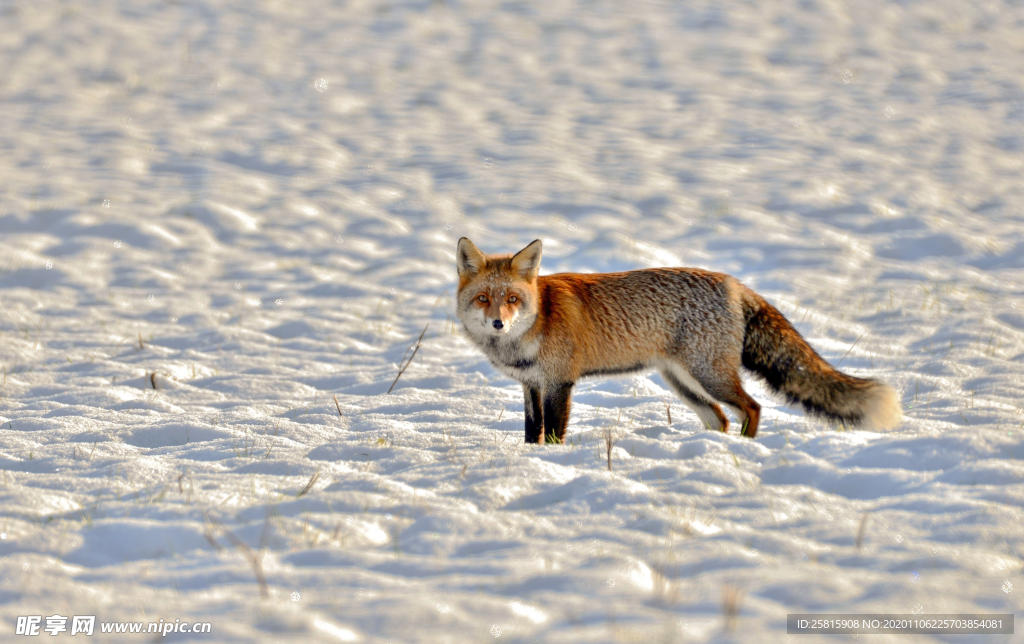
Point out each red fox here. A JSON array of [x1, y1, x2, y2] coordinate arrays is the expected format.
[[455, 237, 902, 443]]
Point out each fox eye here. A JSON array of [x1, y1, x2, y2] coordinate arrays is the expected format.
[[508, 295, 518, 303], [477, 295, 488, 303]]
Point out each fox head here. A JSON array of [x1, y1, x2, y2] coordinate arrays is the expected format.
[[455, 238, 541, 339]]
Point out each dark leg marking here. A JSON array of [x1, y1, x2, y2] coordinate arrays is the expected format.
[[523, 385, 543, 444], [542, 383, 574, 443]]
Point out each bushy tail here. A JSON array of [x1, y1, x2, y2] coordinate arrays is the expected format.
[[739, 289, 902, 430]]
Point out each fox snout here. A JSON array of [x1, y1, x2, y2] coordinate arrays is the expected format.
[[484, 301, 513, 334]]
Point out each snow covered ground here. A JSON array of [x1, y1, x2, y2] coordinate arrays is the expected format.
[[1, 0, 1023, 641]]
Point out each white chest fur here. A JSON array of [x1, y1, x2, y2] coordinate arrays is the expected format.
[[476, 335, 542, 385]]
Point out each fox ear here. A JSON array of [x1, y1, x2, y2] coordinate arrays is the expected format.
[[511, 239, 542, 281], [456, 238, 487, 276]]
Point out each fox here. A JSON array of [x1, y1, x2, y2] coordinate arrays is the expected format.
[[455, 237, 902, 443]]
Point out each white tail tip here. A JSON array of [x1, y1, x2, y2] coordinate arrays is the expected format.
[[861, 382, 903, 431]]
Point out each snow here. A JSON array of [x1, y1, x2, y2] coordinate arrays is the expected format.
[[1, 0, 1023, 641]]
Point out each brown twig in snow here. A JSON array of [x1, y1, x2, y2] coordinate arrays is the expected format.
[[387, 324, 428, 394], [333, 394, 343, 417]]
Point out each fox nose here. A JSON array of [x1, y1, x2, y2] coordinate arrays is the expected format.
[[492, 319, 503, 330]]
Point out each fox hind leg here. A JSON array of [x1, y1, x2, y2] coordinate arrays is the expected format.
[[660, 367, 729, 432], [689, 368, 762, 438]]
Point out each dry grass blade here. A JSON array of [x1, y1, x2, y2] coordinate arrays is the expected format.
[[835, 332, 867, 368], [665, 402, 672, 425], [297, 469, 320, 498], [722, 583, 745, 632], [605, 409, 621, 471], [855, 512, 870, 551], [258, 507, 273, 551], [201, 528, 223, 552], [204, 511, 268, 599], [333, 394, 343, 417], [387, 324, 428, 394], [650, 563, 678, 605], [137, 331, 145, 351]]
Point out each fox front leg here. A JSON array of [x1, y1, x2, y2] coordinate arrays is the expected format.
[[523, 385, 543, 443], [542, 383, 574, 444]]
